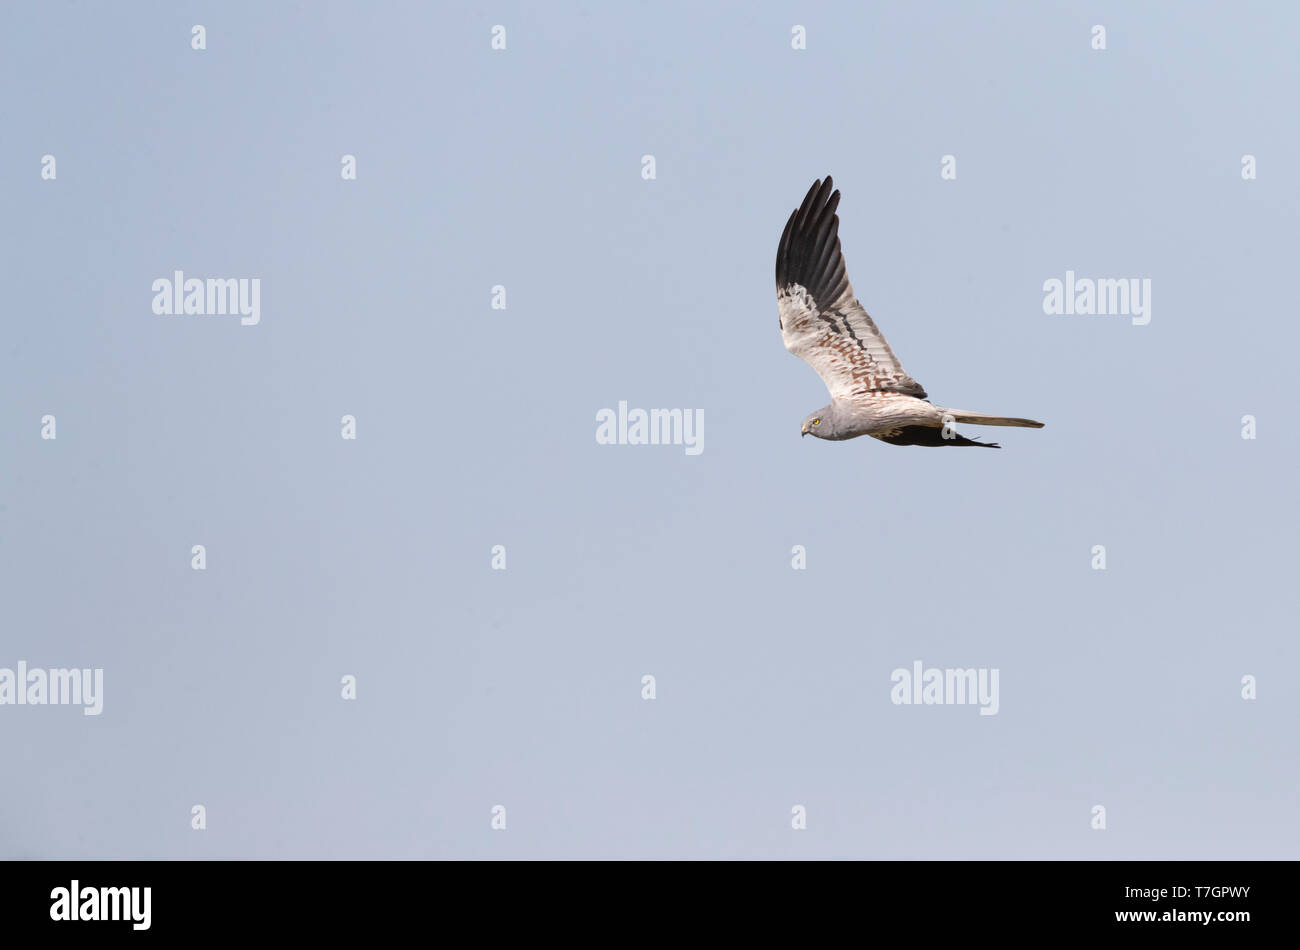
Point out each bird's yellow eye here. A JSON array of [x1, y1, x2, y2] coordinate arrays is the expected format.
[[812, 418, 821, 426]]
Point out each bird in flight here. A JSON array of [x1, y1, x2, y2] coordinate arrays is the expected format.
[[776, 176, 1044, 448]]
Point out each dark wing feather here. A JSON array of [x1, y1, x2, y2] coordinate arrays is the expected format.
[[775, 176, 926, 400], [873, 425, 999, 448]]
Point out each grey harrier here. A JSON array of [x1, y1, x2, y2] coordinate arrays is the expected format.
[[776, 176, 1044, 448]]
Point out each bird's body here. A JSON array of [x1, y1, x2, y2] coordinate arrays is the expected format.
[[808, 392, 946, 441], [776, 176, 1044, 448]]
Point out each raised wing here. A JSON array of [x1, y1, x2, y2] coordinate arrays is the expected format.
[[775, 176, 926, 400]]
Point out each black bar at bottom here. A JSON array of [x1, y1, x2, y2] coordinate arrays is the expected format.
[[0, 859, 1281, 937]]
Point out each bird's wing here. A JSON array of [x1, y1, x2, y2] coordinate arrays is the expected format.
[[775, 177, 926, 401]]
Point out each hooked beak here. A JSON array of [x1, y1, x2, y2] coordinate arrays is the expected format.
[[801, 424, 809, 437]]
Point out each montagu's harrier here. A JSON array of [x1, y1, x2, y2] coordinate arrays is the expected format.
[[776, 176, 1044, 448]]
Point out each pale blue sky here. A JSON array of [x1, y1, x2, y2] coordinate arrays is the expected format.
[[2, 1, 1297, 858]]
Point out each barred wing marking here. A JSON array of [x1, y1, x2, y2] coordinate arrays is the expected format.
[[775, 177, 926, 400]]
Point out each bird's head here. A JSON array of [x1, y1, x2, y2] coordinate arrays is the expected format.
[[800, 407, 839, 440]]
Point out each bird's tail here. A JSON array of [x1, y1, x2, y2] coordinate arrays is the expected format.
[[943, 409, 1045, 428]]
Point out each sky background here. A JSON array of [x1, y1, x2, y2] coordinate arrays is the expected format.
[[2, 1, 1297, 859]]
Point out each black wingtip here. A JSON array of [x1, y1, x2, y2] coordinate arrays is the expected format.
[[877, 426, 1001, 448], [775, 176, 850, 306]]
